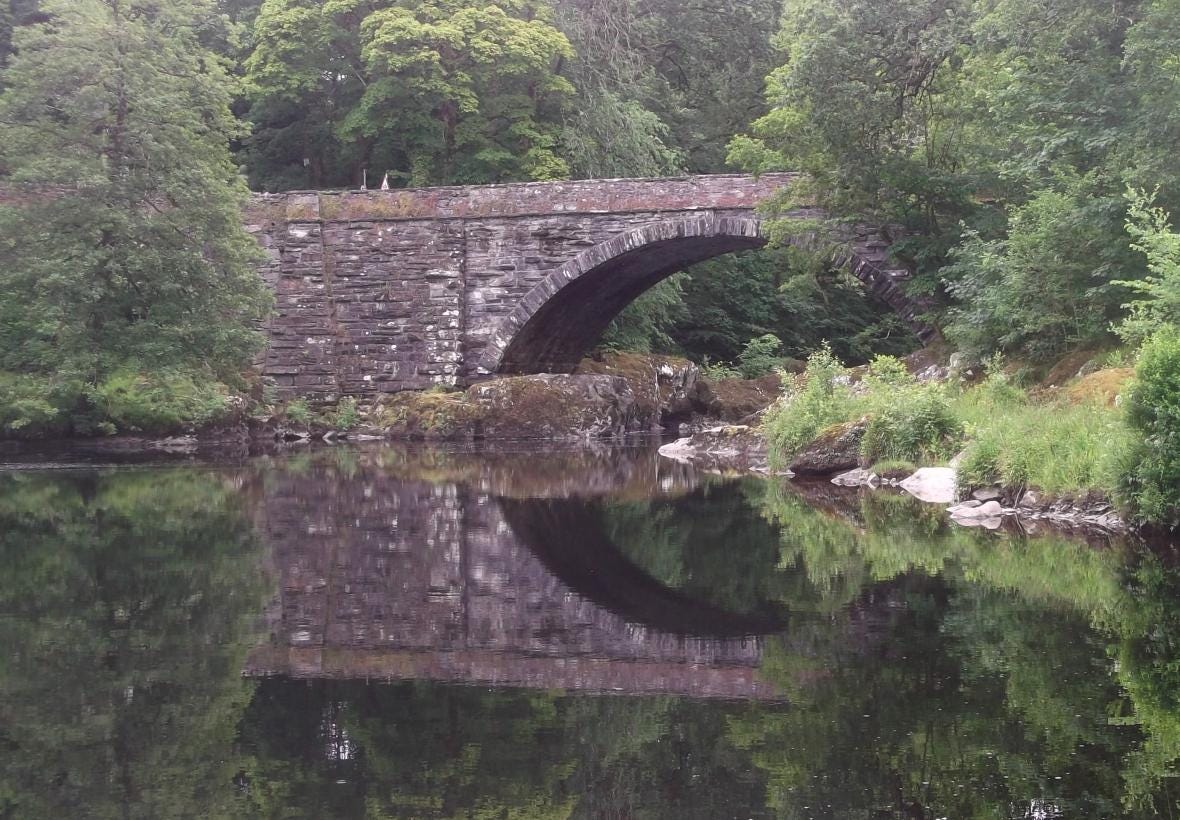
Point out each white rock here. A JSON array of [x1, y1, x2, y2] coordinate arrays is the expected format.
[[899, 467, 957, 504]]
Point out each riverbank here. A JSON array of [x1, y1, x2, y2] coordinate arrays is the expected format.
[[658, 340, 1180, 534]]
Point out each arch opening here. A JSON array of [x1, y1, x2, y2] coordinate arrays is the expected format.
[[487, 216, 766, 376]]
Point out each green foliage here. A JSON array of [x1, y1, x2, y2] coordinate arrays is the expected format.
[[736, 334, 785, 379], [861, 381, 963, 465], [0, 0, 270, 432], [1119, 190, 1180, 344], [283, 398, 312, 425], [90, 370, 232, 435], [553, 0, 780, 176], [329, 396, 361, 431], [730, 0, 1180, 361], [728, 0, 979, 229], [603, 248, 920, 369], [943, 182, 1121, 360], [598, 274, 688, 354], [0, 371, 73, 435], [762, 344, 854, 466], [863, 354, 910, 387], [1119, 327, 1180, 526], [245, 0, 573, 188], [953, 378, 1129, 496]]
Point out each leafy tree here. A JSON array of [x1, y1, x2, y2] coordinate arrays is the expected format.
[[0, 0, 42, 74], [244, 0, 574, 189], [0, 0, 271, 434], [728, 0, 980, 232], [943, 181, 1119, 359], [1119, 190, 1180, 344], [1119, 327, 1180, 526]]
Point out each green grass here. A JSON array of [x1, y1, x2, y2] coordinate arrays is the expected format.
[[954, 392, 1129, 495], [764, 353, 1133, 498]]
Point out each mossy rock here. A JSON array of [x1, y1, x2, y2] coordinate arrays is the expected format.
[[789, 418, 868, 476]]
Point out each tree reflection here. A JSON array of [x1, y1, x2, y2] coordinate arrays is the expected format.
[[0, 469, 267, 819]]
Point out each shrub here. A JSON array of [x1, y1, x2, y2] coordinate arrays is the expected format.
[[0, 373, 78, 436], [862, 383, 964, 464], [1120, 328, 1180, 525], [864, 354, 912, 388], [330, 397, 361, 431], [737, 334, 786, 379], [284, 399, 313, 426], [90, 369, 231, 434], [763, 344, 854, 466]]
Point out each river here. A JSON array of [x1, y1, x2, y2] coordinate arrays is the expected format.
[[0, 443, 1178, 818]]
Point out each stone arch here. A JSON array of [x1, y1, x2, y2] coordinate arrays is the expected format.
[[481, 214, 766, 376], [478, 213, 938, 377]]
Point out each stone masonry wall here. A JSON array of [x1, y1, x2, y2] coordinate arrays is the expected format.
[[244, 173, 933, 403]]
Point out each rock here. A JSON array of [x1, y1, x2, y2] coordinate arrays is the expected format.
[[657, 425, 775, 474], [955, 514, 1005, 530], [576, 352, 700, 425], [899, 467, 957, 504], [789, 420, 868, 476], [471, 375, 650, 439], [374, 374, 654, 440], [1094, 513, 1124, 531], [693, 373, 783, 422], [949, 499, 1005, 529], [832, 468, 879, 488], [915, 364, 948, 382], [1017, 490, 1041, 508], [972, 487, 1003, 502]]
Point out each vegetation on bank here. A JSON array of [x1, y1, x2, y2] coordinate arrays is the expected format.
[[764, 325, 1180, 527]]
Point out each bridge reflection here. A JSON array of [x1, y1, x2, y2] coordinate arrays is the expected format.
[[246, 446, 786, 700]]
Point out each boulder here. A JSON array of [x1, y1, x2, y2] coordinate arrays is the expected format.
[[470, 374, 651, 439], [899, 467, 957, 504], [789, 420, 868, 476], [972, 487, 1003, 502], [575, 352, 700, 424], [694, 373, 784, 422]]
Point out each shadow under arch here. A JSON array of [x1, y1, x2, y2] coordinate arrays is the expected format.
[[497, 495, 789, 638], [486, 214, 766, 375], [480, 212, 939, 377]]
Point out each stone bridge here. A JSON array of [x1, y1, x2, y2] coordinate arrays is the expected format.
[[247, 174, 934, 402]]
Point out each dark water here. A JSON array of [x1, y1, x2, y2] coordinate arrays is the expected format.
[[2, 444, 1180, 819]]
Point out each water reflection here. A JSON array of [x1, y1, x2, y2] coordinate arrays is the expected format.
[[251, 447, 779, 699], [2, 445, 1180, 818]]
